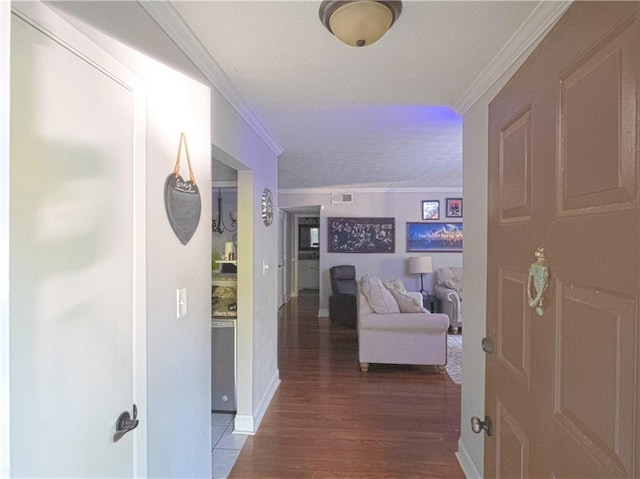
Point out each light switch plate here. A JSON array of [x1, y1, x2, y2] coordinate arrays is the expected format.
[[176, 288, 187, 318]]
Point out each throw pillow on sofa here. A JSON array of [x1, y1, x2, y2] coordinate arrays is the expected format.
[[384, 278, 408, 295], [387, 288, 426, 313], [360, 274, 400, 314]]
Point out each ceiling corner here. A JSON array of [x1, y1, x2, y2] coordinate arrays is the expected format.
[[139, 1, 283, 156], [453, 1, 572, 116]]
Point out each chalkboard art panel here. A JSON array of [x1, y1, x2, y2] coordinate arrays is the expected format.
[[328, 217, 395, 253]]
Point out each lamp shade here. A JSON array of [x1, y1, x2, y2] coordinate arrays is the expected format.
[[319, 1, 402, 47], [409, 256, 433, 274]]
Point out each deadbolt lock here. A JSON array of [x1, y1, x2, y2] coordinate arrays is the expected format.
[[482, 337, 495, 354], [471, 415, 493, 437]]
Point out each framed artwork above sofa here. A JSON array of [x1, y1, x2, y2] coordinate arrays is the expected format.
[[421, 200, 440, 220], [446, 198, 463, 218], [328, 217, 395, 253], [406, 222, 463, 252]]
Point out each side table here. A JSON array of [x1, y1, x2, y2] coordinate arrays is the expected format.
[[422, 295, 441, 313]]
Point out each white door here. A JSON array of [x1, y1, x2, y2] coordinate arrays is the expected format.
[[9, 4, 146, 477]]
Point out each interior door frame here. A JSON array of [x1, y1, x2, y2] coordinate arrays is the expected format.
[[292, 214, 302, 295], [7, 2, 148, 475], [292, 213, 321, 293], [277, 210, 287, 308]]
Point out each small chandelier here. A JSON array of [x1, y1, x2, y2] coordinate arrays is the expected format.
[[319, 0, 402, 47], [212, 188, 237, 234]]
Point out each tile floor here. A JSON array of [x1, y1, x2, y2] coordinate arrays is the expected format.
[[211, 413, 248, 479]]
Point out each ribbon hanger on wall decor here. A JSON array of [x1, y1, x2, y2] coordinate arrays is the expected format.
[[164, 132, 202, 245]]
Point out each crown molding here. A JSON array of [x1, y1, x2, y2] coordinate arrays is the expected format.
[[139, 1, 283, 156], [454, 1, 572, 115]]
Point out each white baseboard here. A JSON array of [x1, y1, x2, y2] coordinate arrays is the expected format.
[[233, 370, 280, 435], [254, 370, 280, 431], [318, 308, 328, 317], [457, 437, 482, 479], [233, 414, 255, 435]]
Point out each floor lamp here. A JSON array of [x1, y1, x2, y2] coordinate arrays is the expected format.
[[409, 256, 433, 298]]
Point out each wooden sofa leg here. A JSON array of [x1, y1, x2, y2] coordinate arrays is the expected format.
[[360, 362, 369, 373]]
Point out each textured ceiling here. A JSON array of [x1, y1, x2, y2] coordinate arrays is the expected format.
[[175, 1, 541, 189]]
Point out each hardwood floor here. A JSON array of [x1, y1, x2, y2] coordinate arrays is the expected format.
[[229, 292, 465, 478]]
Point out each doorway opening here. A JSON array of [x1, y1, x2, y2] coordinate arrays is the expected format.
[[289, 209, 321, 296], [210, 158, 244, 471]]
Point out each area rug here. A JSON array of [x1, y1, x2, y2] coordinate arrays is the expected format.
[[446, 334, 462, 385]]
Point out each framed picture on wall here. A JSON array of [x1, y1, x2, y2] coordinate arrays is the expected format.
[[406, 222, 463, 252], [421, 200, 440, 220], [327, 217, 395, 253], [446, 198, 463, 218]]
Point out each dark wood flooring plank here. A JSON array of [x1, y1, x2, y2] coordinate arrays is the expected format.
[[229, 293, 464, 479]]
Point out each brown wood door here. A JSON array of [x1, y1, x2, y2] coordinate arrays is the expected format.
[[486, 2, 639, 477]]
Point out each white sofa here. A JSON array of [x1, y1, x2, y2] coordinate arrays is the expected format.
[[357, 285, 450, 373], [433, 267, 463, 333]]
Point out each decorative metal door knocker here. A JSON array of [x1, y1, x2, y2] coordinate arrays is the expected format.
[[527, 247, 550, 316], [164, 133, 201, 245]]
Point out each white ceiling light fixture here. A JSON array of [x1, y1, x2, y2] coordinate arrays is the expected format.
[[319, 0, 402, 47]]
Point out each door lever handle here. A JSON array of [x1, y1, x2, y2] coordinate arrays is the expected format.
[[113, 404, 139, 443]]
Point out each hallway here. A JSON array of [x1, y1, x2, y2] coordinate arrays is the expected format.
[[229, 293, 464, 478]]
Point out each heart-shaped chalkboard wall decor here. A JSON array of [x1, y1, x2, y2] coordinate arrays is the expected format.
[[164, 133, 201, 245]]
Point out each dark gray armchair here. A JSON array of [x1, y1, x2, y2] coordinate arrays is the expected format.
[[329, 265, 357, 327]]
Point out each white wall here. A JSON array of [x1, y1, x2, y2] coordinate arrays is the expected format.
[[51, 0, 282, 448], [40, 12, 213, 477], [209, 83, 280, 433], [280, 188, 463, 316], [0, 3, 11, 477], [458, 98, 490, 478], [143, 65, 211, 478]]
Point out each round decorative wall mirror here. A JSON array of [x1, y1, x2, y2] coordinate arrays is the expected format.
[[261, 188, 274, 226]]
